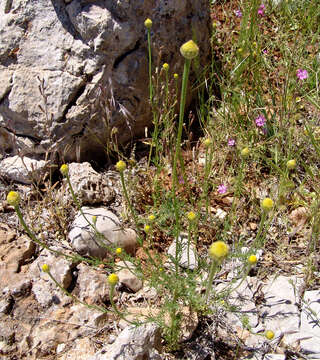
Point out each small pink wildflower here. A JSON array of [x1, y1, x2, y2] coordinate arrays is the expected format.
[[228, 139, 236, 147], [255, 114, 266, 127], [296, 69, 308, 81], [263, 49, 268, 54], [235, 9, 242, 18], [258, 4, 265, 16], [218, 184, 227, 194]]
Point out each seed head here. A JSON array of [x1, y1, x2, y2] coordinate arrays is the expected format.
[[248, 254, 257, 265], [187, 211, 196, 222], [265, 330, 275, 340], [42, 264, 50, 273], [116, 160, 126, 172], [241, 147, 250, 157], [209, 241, 229, 260], [108, 273, 119, 286], [144, 18, 152, 29], [7, 191, 20, 207], [261, 198, 274, 211], [180, 40, 199, 60], [287, 159, 296, 170], [162, 63, 169, 71], [60, 164, 69, 177]]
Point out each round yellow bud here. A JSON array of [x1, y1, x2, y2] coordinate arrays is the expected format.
[[248, 254, 257, 265], [6, 191, 20, 207], [209, 241, 229, 260], [115, 247, 122, 255], [162, 63, 169, 71], [60, 164, 69, 177], [187, 211, 196, 222], [261, 198, 274, 212], [173, 73, 179, 80], [116, 160, 126, 172], [287, 159, 296, 170], [203, 138, 212, 147], [148, 214, 155, 222], [144, 225, 151, 234], [108, 273, 119, 286], [92, 215, 97, 224], [241, 147, 250, 157], [144, 18, 152, 29], [295, 97, 301, 103], [265, 330, 275, 340], [42, 264, 50, 273], [237, 48, 243, 53], [180, 40, 199, 60]]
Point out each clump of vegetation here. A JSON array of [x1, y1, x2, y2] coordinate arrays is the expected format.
[[6, 0, 320, 355]]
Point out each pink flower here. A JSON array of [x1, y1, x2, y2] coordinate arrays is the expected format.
[[255, 114, 266, 127], [228, 139, 236, 147], [296, 69, 308, 81], [263, 49, 268, 54], [258, 4, 265, 16], [235, 9, 242, 18], [218, 184, 227, 194]]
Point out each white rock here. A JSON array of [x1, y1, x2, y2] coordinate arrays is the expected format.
[[216, 208, 227, 220], [0, 155, 47, 184], [91, 323, 162, 360], [68, 207, 137, 259], [116, 261, 143, 293], [167, 233, 198, 270], [300, 290, 320, 356]]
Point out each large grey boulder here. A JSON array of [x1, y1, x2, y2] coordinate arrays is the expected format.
[[0, 0, 211, 162]]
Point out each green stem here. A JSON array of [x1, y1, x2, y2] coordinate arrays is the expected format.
[[204, 260, 218, 303]]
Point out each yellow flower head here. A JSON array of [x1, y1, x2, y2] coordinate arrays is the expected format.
[[148, 214, 156, 222], [173, 73, 179, 80], [116, 160, 126, 172], [108, 273, 119, 286], [203, 138, 212, 147], [162, 63, 169, 71], [115, 247, 122, 255], [248, 254, 257, 265], [42, 264, 50, 273], [261, 198, 274, 212], [265, 330, 275, 340], [187, 211, 196, 222], [60, 164, 69, 177], [287, 159, 296, 170], [241, 147, 250, 157], [144, 224, 151, 234], [209, 241, 229, 260], [180, 40, 199, 60], [7, 191, 20, 207], [92, 215, 97, 225], [144, 18, 152, 29]]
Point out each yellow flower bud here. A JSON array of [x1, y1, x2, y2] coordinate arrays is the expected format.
[[203, 138, 212, 147], [173, 73, 179, 80], [209, 241, 229, 260], [92, 215, 97, 225], [116, 160, 126, 172], [108, 273, 119, 286], [162, 63, 169, 71], [187, 211, 196, 222], [144, 224, 151, 234], [180, 40, 199, 60], [42, 264, 50, 273], [115, 247, 122, 255], [287, 159, 296, 170], [60, 164, 69, 177], [261, 198, 274, 212], [148, 214, 155, 222], [248, 254, 257, 265], [265, 330, 275, 340], [6, 191, 20, 207], [144, 18, 152, 29], [241, 147, 250, 157]]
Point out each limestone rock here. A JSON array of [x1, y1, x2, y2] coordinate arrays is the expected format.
[[0, 0, 211, 162], [116, 261, 143, 293], [69, 207, 137, 259], [167, 233, 198, 270], [91, 323, 162, 360], [0, 155, 47, 184], [62, 162, 114, 205]]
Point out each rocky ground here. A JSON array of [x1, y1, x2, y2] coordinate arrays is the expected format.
[[0, 156, 319, 360]]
